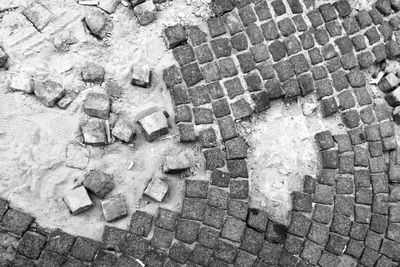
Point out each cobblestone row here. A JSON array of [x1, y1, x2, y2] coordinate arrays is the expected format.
[[3, 0, 400, 266]]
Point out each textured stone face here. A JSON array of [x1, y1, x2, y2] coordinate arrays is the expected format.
[[33, 80, 65, 107], [134, 1, 157, 26], [22, 2, 53, 30], [131, 65, 152, 88], [84, 10, 109, 39], [81, 118, 108, 146], [9, 73, 32, 94], [144, 177, 169, 202], [111, 117, 135, 143], [83, 169, 115, 199], [63, 186, 93, 215], [139, 111, 168, 141], [101, 194, 128, 222], [84, 93, 110, 119], [81, 62, 105, 84]]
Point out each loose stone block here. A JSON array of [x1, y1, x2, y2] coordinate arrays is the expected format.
[[81, 118, 107, 145], [101, 194, 127, 222], [112, 117, 135, 143], [83, 169, 114, 199], [22, 2, 53, 30], [63, 186, 93, 215], [81, 62, 105, 84], [133, 1, 156, 25], [84, 10, 109, 39], [9, 73, 33, 94], [33, 80, 64, 107], [139, 111, 168, 141], [269, 40, 287, 62], [313, 204, 333, 224], [162, 150, 190, 173], [84, 93, 110, 119], [131, 65, 152, 88], [144, 177, 168, 202], [163, 24, 186, 49], [17, 231, 47, 259]]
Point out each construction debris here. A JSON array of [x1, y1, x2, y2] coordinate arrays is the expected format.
[[133, 1, 157, 26], [63, 186, 93, 215], [138, 111, 168, 142], [144, 177, 169, 202], [83, 169, 115, 199], [162, 150, 190, 173], [81, 118, 108, 146], [112, 117, 136, 143], [33, 80, 65, 107], [131, 65, 152, 88], [84, 93, 110, 119], [101, 194, 128, 222], [66, 143, 89, 170]]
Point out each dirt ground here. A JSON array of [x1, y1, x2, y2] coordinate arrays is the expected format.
[[0, 0, 382, 241]]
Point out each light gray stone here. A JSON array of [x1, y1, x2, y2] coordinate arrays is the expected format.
[[133, 1, 156, 26], [111, 117, 135, 142], [81, 62, 105, 84], [66, 143, 89, 170], [81, 118, 108, 146], [138, 111, 168, 141], [33, 80, 65, 107], [22, 2, 53, 31], [144, 177, 169, 202], [63, 186, 93, 215], [98, 0, 121, 13], [131, 65, 152, 88], [84, 10, 109, 39], [84, 93, 110, 119], [57, 92, 77, 109], [162, 150, 190, 173], [101, 194, 128, 222], [9, 74, 33, 94]]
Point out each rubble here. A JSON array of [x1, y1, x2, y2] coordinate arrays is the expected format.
[[144, 177, 169, 202], [81, 62, 105, 84], [57, 92, 77, 109], [133, 1, 157, 26], [101, 194, 128, 222], [33, 80, 65, 107], [81, 118, 108, 146], [111, 117, 136, 142], [0, 47, 8, 68], [63, 186, 94, 215], [131, 65, 152, 88], [84, 93, 110, 119], [22, 2, 53, 31], [66, 143, 90, 170], [138, 111, 168, 141], [84, 10, 109, 39], [9, 74, 33, 94], [83, 169, 115, 199], [162, 150, 190, 173]]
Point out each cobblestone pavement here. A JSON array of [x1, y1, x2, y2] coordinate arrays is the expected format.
[[3, 0, 400, 266]]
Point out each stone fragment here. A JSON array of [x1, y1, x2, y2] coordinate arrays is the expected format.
[[81, 62, 105, 84], [81, 118, 107, 146], [9, 73, 33, 94], [66, 143, 89, 170], [131, 65, 151, 88], [162, 150, 190, 173], [139, 111, 168, 141], [134, 1, 156, 26], [57, 91, 77, 109], [63, 186, 93, 215], [22, 2, 53, 31], [84, 93, 110, 119], [98, 0, 120, 13], [84, 10, 109, 39], [83, 169, 114, 199], [144, 177, 168, 202], [111, 117, 135, 143], [101, 194, 127, 222], [33, 80, 64, 107]]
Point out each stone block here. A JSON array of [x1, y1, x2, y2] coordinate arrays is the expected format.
[[292, 192, 312, 212], [169, 241, 191, 264], [70, 236, 101, 262], [131, 65, 152, 88], [231, 98, 253, 120], [63, 186, 93, 215], [269, 40, 286, 62], [112, 117, 135, 143], [247, 208, 268, 232], [342, 17, 360, 35], [228, 199, 248, 221], [133, 1, 156, 25], [301, 239, 322, 265], [221, 216, 246, 242], [313, 204, 333, 224], [335, 35, 353, 55], [271, 0, 286, 16], [84, 93, 110, 120], [150, 227, 173, 251], [83, 169, 114, 199], [258, 240, 282, 265], [230, 179, 249, 199], [314, 28, 329, 46], [321, 96, 339, 117], [180, 63, 203, 87], [203, 148, 225, 170], [181, 197, 206, 221], [81, 62, 105, 84], [331, 212, 351, 236], [155, 208, 178, 232], [139, 111, 168, 141], [352, 35, 367, 52], [16, 231, 46, 259], [214, 239, 239, 264], [201, 62, 222, 83], [224, 10, 244, 35], [326, 233, 347, 255], [144, 177, 168, 202], [175, 219, 200, 244], [376, 0, 392, 15], [33, 80, 64, 107], [9, 73, 33, 94], [102, 226, 126, 251], [84, 10, 109, 39], [22, 2, 53, 30], [163, 24, 186, 49], [277, 18, 296, 37], [194, 107, 214, 124], [129, 211, 153, 237]]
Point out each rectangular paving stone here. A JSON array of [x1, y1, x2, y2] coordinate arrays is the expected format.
[[228, 199, 248, 221], [301, 239, 323, 265], [218, 116, 238, 141], [70, 236, 102, 262], [313, 204, 333, 224], [289, 212, 311, 237], [198, 226, 220, 249], [307, 9, 324, 28], [130, 211, 153, 237], [246, 23, 264, 45], [207, 17, 226, 37], [0, 209, 33, 237]]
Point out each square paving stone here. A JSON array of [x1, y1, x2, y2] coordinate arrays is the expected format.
[[172, 44, 195, 66], [322, 43, 338, 60], [199, 128, 217, 148], [251, 91, 271, 113], [346, 69, 366, 87], [336, 175, 354, 194], [360, 106, 376, 124], [250, 44, 269, 62], [70, 236, 101, 262], [237, 52, 256, 73], [0, 209, 33, 237], [373, 194, 389, 215], [169, 241, 191, 264], [244, 72, 262, 92], [278, 18, 296, 37], [102, 226, 125, 251], [369, 141, 383, 157], [271, 0, 286, 16], [304, 175, 317, 193], [360, 247, 380, 267], [203, 205, 226, 229], [194, 44, 213, 64], [346, 239, 364, 259], [342, 16, 360, 34], [358, 51, 375, 69], [300, 240, 323, 265], [92, 250, 119, 266], [291, 192, 312, 212], [207, 81, 225, 98], [308, 222, 329, 246], [326, 20, 342, 37], [230, 33, 248, 51], [175, 219, 200, 244], [121, 233, 149, 260], [265, 221, 287, 244], [314, 28, 330, 46], [334, 0, 351, 17], [186, 180, 208, 198], [319, 251, 341, 266], [320, 150, 338, 169], [352, 35, 367, 51], [290, 54, 310, 75], [356, 188, 372, 204], [230, 179, 249, 199], [390, 164, 400, 183], [211, 170, 231, 188], [389, 203, 400, 222], [340, 52, 358, 70], [312, 65, 328, 80], [238, 5, 257, 27], [331, 213, 351, 236], [231, 98, 253, 119], [224, 77, 244, 99], [334, 195, 354, 216], [289, 212, 311, 237], [355, 204, 371, 224], [181, 198, 206, 221], [181, 63, 203, 87], [370, 213, 388, 234], [175, 105, 192, 123], [240, 228, 264, 255], [258, 240, 282, 265], [246, 23, 264, 45], [274, 60, 294, 82], [17, 231, 47, 259], [315, 78, 333, 99], [387, 222, 400, 242], [247, 208, 269, 232], [228, 199, 249, 221], [349, 221, 368, 240], [214, 239, 239, 264], [163, 24, 187, 49], [201, 62, 222, 83], [319, 3, 337, 22], [221, 216, 246, 242], [321, 96, 339, 117], [265, 77, 285, 99], [255, 2, 271, 21], [307, 9, 324, 28], [235, 250, 256, 266], [326, 233, 348, 255], [143, 249, 167, 267], [260, 20, 279, 41], [356, 10, 373, 28], [342, 109, 360, 128], [299, 31, 315, 50], [193, 107, 214, 125], [218, 57, 238, 78], [190, 244, 212, 266], [208, 186, 229, 209], [354, 146, 368, 166], [325, 57, 341, 73], [370, 158, 388, 175], [218, 116, 238, 141], [308, 47, 323, 65], [373, 43, 387, 62], [186, 25, 207, 46], [198, 226, 220, 249], [287, 0, 303, 13], [333, 134, 352, 152], [129, 211, 153, 237], [284, 234, 304, 255], [224, 11, 244, 35], [269, 40, 287, 61], [297, 73, 315, 96], [170, 84, 190, 106], [339, 153, 355, 173], [293, 14, 307, 31], [365, 27, 381, 45], [163, 65, 182, 90], [178, 123, 196, 142], [314, 184, 335, 204]]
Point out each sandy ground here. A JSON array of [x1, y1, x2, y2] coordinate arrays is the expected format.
[[0, 0, 386, 240]]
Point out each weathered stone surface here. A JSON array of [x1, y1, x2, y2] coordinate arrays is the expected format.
[[139, 111, 168, 141], [9, 73, 33, 94], [228, 199, 248, 221], [83, 169, 114, 199], [101, 194, 127, 222], [181, 197, 206, 221], [81, 118, 107, 146], [175, 219, 200, 244], [16, 231, 46, 259], [102, 226, 126, 251], [84, 10, 109, 39], [134, 1, 156, 25], [63, 186, 93, 215], [131, 65, 152, 88], [155, 208, 178, 232], [22, 2, 53, 31], [111, 117, 135, 143], [214, 239, 239, 264], [164, 24, 187, 49], [33, 80, 64, 107], [65, 143, 89, 170], [162, 150, 190, 173], [130, 211, 153, 237], [81, 62, 105, 84], [71, 236, 101, 262], [84, 93, 110, 119]]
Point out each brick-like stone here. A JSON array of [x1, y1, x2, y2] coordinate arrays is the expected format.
[[246, 23, 264, 45], [208, 186, 229, 209], [342, 16, 360, 34], [101, 194, 127, 222], [70, 236, 101, 262], [315, 78, 333, 99], [17, 231, 47, 259], [175, 219, 200, 244], [198, 226, 219, 248], [231, 98, 253, 119], [181, 198, 206, 221], [308, 47, 323, 65], [307, 10, 324, 28], [289, 212, 311, 237], [221, 216, 246, 242], [237, 52, 256, 73], [326, 233, 347, 255], [313, 204, 333, 224], [169, 241, 191, 264], [321, 96, 339, 117], [228, 199, 249, 221], [33, 80, 64, 107], [218, 116, 238, 141], [204, 206, 226, 229], [269, 40, 286, 61], [214, 239, 239, 263], [63, 186, 93, 215], [314, 28, 329, 46]]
